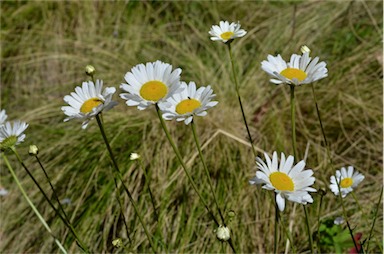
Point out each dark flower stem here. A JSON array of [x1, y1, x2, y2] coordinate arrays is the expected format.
[[95, 114, 156, 253], [11, 147, 89, 253], [310, 83, 359, 252], [227, 43, 257, 158], [2, 152, 68, 254]]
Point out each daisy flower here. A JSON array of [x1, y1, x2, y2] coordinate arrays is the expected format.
[[0, 121, 29, 150], [209, 20, 247, 43], [329, 166, 364, 198], [261, 52, 328, 85], [0, 109, 7, 126], [120, 60, 182, 110], [159, 81, 218, 125], [61, 79, 117, 129], [249, 151, 317, 212]]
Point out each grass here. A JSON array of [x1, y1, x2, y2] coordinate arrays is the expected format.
[[0, 1, 382, 253]]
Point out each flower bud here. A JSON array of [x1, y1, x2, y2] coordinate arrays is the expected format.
[[130, 153, 140, 161], [85, 65, 96, 76], [216, 225, 230, 241], [300, 45, 311, 54], [112, 238, 123, 248], [29, 145, 39, 156]]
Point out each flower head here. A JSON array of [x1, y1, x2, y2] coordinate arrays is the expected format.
[[261, 52, 328, 85], [329, 166, 364, 198], [250, 151, 317, 211], [0, 109, 8, 126], [120, 60, 182, 110], [0, 121, 29, 150], [159, 81, 218, 125], [209, 21, 247, 43], [61, 80, 117, 129]]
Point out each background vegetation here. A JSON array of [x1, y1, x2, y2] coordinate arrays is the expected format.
[[1, 1, 382, 253]]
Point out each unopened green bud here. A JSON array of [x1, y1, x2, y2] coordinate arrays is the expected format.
[[85, 65, 96, 76], [29, 145, 39, 156], [216, 225, 230, 241]]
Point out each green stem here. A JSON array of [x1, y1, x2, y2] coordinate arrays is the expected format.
[[310, 84, 332, 163], [280, 213, 296, 254], [227, 43, 257, 158], [11, 148, 89, 253], [34, 155, 71, 223], [95, 114, 156, 253], [2, 152, 68, 254], [155, 104, 219, 226], [138, 158, 159, 222], [113, 177, 133, 244], [290, 85, 313, 253], [274, 196, 279, 254], [350, 191, 363, 214], [303, 206, 314, 253], [316, 190, 325, 253], [310, 84, 359, 252], [290, 85, 297, 159], [366, 186, 383, 252], [156, 105, 236, 253], [190, 120, 226, 226]]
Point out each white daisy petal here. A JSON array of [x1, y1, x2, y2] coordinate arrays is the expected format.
[[0, 109, 8, 126], [261, 51, 327, 86], [250, 151, 316, 212], [62, 80, 117, 129], [160, 81, 218, 125], [329, 166, 364, 198], [120, 61, 182, 110], [209, 20, 247, 43], [0, 120, 29, 150]]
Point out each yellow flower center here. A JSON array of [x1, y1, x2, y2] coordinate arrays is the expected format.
[[80, 98, 103, 113], [220, 31, 234, 40], [140, 81, 168, 101], [269, 172, 294, 191], [280, 68, 307, 82], [176, 98, 201, 115], [340, 177, 353, 188]]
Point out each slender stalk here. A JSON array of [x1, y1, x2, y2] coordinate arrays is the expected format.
[[310, 84, 359, 251], [290, 85, 313, 253], [137, 158, 159, 222], [2, 152, 68, 254], [11, 148, 89, 253], [156, 105, 236, 253], [316, 190, 325, 253], [366, 186, 383, 252], [190, 120, 225, 225], [34, 155, 70, 223], [280, 213, 296, 254], [303, 206, 314, 253], [350, 191, 363, 213], [290, 85, 297, 159], [113, 177, 132, 244], [95, 114, 156, 253], [227, 43, 257, 158], [155, 104, 219, 227], [274, 196, 279, 254]]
